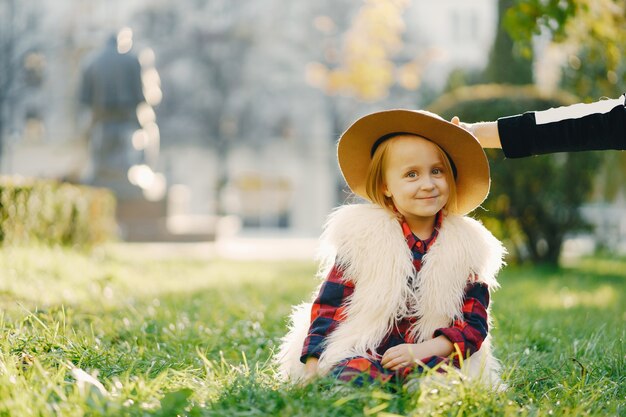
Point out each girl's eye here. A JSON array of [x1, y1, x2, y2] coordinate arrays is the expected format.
[[432, 168, 443, 175], [406, 171, 417, 178]]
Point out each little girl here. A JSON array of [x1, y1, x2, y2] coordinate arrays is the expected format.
[[276, 109, 506, 387]]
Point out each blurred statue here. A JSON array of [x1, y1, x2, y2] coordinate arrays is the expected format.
[[79, 34, 145, 197]]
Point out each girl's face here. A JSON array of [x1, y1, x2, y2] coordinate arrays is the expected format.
[[382, 135, 450, 224]]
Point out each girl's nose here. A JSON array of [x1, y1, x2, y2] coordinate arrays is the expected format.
[[420, 177, 435, 190]]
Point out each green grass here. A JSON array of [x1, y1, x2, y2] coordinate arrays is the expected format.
[[0, 245, 624, 416]]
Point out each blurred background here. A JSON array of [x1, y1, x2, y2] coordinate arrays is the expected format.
[[0, 0, 624, 265]]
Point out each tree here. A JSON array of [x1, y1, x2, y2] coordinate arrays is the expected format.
[[504, 0, 626, 99], [484, 0, 534, 84], [307, 0, 424, 102], [504, 0, 626, 229]]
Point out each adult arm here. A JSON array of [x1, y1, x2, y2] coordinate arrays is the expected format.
[[454, 94, 626, 158]]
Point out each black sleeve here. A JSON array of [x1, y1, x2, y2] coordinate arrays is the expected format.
[[497, 95, 626, 158]]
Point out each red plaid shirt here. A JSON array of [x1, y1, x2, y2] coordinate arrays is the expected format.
[[301, 211, 490, 370]]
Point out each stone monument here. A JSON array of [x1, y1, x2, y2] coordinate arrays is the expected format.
[[79, 34, 171, 240], [79, 35, 145, 197]]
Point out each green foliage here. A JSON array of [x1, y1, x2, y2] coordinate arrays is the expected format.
[[503, 0, 578, 44], [429, 85, 600, 264], [0, 247, 624, 416], [0, 177, 117, 248], [504, 0, 626, 100], [561, 43, 626, 102], [309, 0, 411, 101]]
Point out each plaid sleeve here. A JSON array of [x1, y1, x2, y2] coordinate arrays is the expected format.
[[300, 264, 354, 363], [433, 281, 490, 364]]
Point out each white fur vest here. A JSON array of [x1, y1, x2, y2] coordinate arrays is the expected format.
[[275, 204, 506, 387]]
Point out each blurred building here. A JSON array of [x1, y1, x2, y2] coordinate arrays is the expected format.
[[407, 0, 498, 90], [1, 0, 514, 241]]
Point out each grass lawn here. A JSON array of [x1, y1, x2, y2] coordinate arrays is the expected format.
[[0, 245, 624, 416]]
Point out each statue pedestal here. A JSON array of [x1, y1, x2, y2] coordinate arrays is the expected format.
[[116, 197, 166, 241], [116, 197, 216, 242]]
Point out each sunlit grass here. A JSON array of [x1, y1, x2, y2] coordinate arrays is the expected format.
[[0, 245, 624, 416]]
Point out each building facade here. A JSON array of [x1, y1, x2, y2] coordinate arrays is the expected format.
[[2, 0, 499, 238]]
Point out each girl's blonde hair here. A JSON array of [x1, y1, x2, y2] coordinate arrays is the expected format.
[[365, 135, 458, 216]]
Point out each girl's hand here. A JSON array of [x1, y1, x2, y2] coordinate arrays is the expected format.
[[381, 337, 454, 371], [381, 344, 421, 371], [302, 357, 319, 383]]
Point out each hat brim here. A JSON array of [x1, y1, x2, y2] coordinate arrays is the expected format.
[[337, 109, 490, 215]]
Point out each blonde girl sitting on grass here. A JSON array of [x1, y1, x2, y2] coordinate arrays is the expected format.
[[276, 110, 506, 388]]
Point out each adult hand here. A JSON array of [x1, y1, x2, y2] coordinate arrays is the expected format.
[[451, 117, 502, 149], [450, 116, 474, 134]]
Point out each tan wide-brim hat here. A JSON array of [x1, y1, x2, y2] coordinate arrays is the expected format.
[[337, 109, 490, 215]]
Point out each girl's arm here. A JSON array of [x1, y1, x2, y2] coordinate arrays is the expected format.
[[452, 94, 626, 157], [432, 281, 490, 364], [381, 281, 490, 371], [300, 264, 354, 378]]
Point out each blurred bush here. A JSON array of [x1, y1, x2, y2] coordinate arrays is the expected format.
[[430, 84, 601, 265], [0, 177, 117, 247]]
